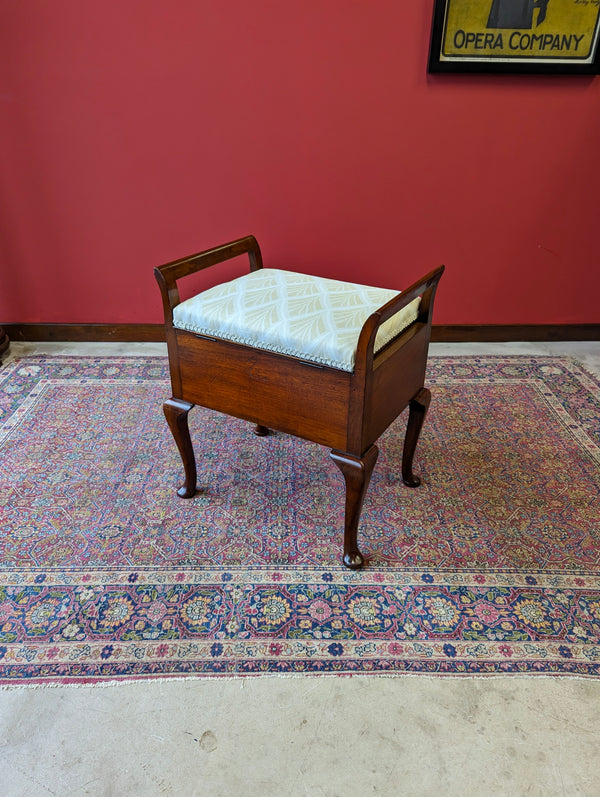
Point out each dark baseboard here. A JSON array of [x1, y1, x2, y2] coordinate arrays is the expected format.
[[5, 324, 166, 342], [3, 323, 600, 344], [431, 324, 600, 342], [0, 326, 10, 362]]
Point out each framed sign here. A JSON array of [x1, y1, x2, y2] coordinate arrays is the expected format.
[[428, 0, 600, 73]]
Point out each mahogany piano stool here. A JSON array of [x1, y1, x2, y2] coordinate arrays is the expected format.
[[155, 235, 444, 569]]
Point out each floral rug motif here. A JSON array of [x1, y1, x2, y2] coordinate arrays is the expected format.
[[0, 355, 599, 683]]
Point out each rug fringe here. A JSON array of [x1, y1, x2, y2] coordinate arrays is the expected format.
[[1, 670, 598, 691]]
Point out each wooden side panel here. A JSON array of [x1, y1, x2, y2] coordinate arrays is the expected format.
[[175, 330, 351, 450], [361, 326, 430, 450]]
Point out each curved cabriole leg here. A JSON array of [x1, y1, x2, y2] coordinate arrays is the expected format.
[[163, 397, 198, 498], [254, 424, 270, 437], [330, 445, 379, 570], [402, 387, 431, 488]]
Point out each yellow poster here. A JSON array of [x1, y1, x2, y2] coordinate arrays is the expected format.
[[432, 0, 600, 68]]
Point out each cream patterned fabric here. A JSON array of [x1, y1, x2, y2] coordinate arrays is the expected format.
[[172, 268, 421, 372]]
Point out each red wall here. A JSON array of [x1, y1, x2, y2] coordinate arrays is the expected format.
[[1, 1, 599, 325]]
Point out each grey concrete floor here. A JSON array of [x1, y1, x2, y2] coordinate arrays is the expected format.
[[1, 341, 599, 797]]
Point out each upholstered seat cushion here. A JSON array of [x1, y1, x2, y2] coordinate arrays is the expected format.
[[172, 268, 421, 372]]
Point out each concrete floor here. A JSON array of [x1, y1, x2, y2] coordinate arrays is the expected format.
[[1, 341, 599, 797]]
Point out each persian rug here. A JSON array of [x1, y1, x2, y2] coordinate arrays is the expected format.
[[0, 355, 599, 684]]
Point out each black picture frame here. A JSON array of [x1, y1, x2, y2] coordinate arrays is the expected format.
[[428, 0, 600, 74]]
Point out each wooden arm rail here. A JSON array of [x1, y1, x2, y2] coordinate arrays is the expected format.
[[354, 265, 445, 379], [155, 235, 444, 569], [154, 235, 263, 324]]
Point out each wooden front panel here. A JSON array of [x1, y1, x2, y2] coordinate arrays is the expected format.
[[175, 330, 351, 450]]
